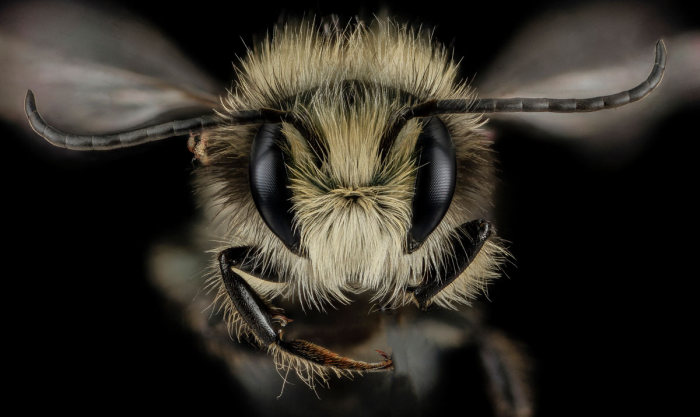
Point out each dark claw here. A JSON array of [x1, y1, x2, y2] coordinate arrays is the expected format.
[[375, 349, 391, 361]]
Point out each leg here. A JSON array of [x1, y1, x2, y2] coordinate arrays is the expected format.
[[464, 315, 532, 417], [220, 249, 278, 345], [408, 219, 492, 309], [220, 246, 292, 326], [219, 247, 393, 371]]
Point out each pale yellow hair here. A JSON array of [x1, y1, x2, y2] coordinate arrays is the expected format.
[[196, 17, 508, 386]]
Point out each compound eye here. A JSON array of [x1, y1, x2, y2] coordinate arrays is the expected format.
[[249, 123, 301, 254], [407, 117, 456, 253]]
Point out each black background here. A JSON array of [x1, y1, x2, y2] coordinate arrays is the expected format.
[[3, 0, 697, 415]]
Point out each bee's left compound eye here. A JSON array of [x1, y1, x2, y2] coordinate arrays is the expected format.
[[249, 123, 301, 254], [406, 117, 456, 253]]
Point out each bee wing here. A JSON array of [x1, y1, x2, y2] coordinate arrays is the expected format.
[[0, 1, 221, 143], [475, 2, 700, 154]]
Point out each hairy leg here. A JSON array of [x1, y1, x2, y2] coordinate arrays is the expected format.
[[219, 247, 393, 371], [408, 219, 492, 309]]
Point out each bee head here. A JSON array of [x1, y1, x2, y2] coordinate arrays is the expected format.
[[21, 18, 657, 309]]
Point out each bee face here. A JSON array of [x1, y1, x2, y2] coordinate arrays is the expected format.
[[196, 20, 507, 310]]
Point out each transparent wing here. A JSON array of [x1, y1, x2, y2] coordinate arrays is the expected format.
[[0, 0, 221, 141], [475, 2, 700, 153]]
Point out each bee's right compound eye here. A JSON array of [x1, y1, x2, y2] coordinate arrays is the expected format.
[[249, 123, 301, 254], [406, 117, 457, 253]]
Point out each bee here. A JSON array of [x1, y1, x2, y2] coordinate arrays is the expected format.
[[5, 1, 693, 415], [24, 11, 665, 381]]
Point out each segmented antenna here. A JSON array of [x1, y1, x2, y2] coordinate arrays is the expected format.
[[24, 91, 219, 150], [24, 91, 289, 150], [26, 40, 666, 150], [404, 39, 667, 118]]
